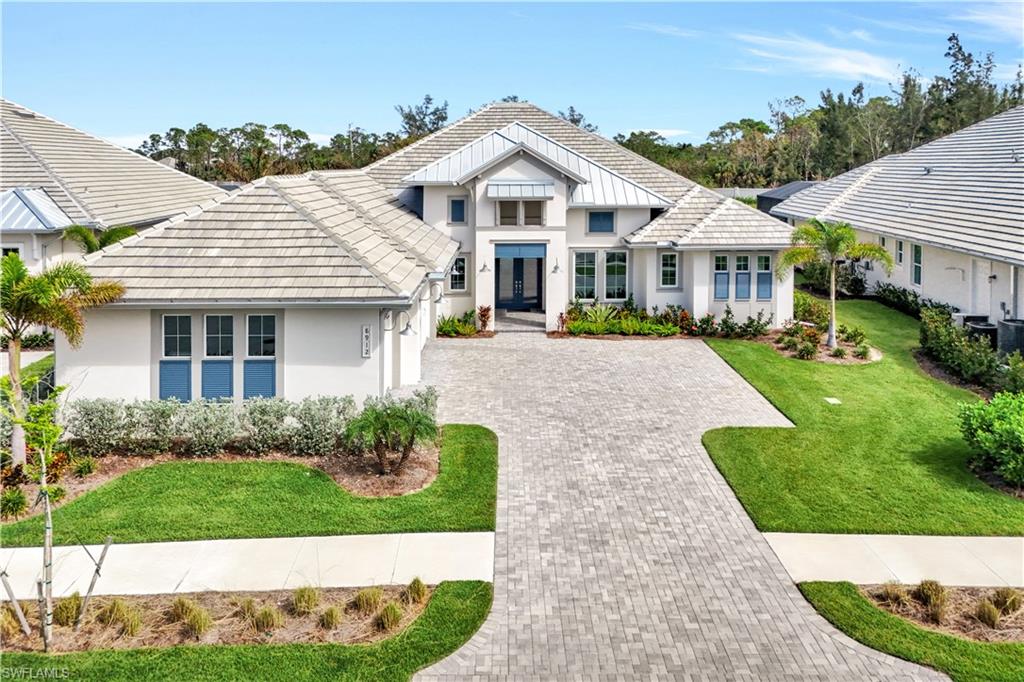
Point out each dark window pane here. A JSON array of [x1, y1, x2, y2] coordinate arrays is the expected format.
[[264, 315, 274, 335], [450, 199, 465, 223], [164, 337, 175, 357], [588, 211, 614, 233]]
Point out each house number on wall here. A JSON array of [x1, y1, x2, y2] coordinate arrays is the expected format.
[[361, 325, 372, 358]]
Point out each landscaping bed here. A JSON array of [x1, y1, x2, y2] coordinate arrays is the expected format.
[[1, 580, 492, 682], [436, 305, 494, 338], [3, 582, 435, 653], [704, 299, 1024, 536], [862, 582, 1023, 644], [555, 298, 773, 340], [801, 581, 1024, 682], [1, 424, 497, 546]]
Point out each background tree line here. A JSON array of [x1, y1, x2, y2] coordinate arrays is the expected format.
[[136, 35, 1020, 187]]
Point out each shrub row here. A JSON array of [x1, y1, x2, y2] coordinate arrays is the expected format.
[[959, 391, 1024, 486], [64, 395, 360, 458], [920, 308, 1024, 391], [873, 282, 957, 319], [562, 299, 772, 339]]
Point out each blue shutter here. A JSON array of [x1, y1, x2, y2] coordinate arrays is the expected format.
[[714, 273, 729, 300], [201, 360, 233, 399], [735, 272, 751, 300], [243, 359, 276, 398], [757, 272, 772, 300], [159, 360, 191, 401]]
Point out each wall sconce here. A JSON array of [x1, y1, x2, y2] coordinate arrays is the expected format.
[[551, 258, 562, 274], [431, 282, 444, 304], [988, 273, 998, 283], [479, 261, 491, 273], [383, 310, 416, 336]]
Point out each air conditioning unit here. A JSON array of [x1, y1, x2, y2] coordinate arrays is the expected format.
[[952, 313, 989, 328]]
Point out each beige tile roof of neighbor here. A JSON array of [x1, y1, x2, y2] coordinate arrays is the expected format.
[[1, 99, 225, 228], [772, 105, 1024, 266], [86, 172, 457, 304], [371, 101, 789, 245]]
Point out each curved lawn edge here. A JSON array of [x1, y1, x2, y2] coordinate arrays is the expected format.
[[1, 580, 493, 682], [799, 581, 1024, 682], [1, 424, 498, 546]]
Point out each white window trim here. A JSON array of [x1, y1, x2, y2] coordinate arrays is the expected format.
[[245, 313, 277, 359], [447, 195, 469, 226], [1, 246, 22, 256], [713, 254, 730, 301], [911, 243, 923, 287], [896, 240, 904, 267], [495, 200, 546, 227], [603, 250, 628, 302], [756, 255, 773, 301], [586, 209, 616, 235], [573, 250, 598, 302], [447, 254, 470, 294], [203, 313, 234, 360], [161, 313, 193, 360], [658, 251, 680, 289]]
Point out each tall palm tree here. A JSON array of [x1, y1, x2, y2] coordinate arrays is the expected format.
[[1, 253, 125, 465], [777, 218, 893, 347], [62, 225, 138, 254]]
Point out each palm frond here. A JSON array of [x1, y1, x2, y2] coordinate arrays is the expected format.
[[70, 280, 126, 308], [41, 261, 92, 296], [775, 246, 820, 278], [38, 299, 85, 347], [62, 225, 101, 254], [848, 242, 895, 274], [96, 225, 138, 249]]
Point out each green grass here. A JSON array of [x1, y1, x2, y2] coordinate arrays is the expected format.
[[1, 580, 492, 682], [800, 582, 1024, 682], [703, 299, 1023, 535], [1, 424, 497, 546]]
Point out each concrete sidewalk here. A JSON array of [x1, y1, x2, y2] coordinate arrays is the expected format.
[[766, 532, 1024, 586], [0, 532, 494, 600]]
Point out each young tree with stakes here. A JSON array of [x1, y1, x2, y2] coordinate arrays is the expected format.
[[777, 218, 893, 348]]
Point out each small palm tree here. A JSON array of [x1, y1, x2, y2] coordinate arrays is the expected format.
[[777, 218, 893, 347], [62, 224, 137, 254], [1, 253, 125, 464]]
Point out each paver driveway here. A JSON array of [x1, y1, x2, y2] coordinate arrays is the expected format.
[[417, 334, 943, 681]]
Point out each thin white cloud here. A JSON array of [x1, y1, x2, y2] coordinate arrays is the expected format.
[[826, 26, 876, 43], [846, 14, 952, 37], [994, 61, 1023, 82], [625, 22, 699, 39], [951, 3, 1024, 44], [733, 33, 902, 82]]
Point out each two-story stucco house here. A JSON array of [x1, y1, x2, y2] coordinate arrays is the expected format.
[[57, 101, 795, 403]]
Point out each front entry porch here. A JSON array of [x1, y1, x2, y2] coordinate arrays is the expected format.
[[494, 244, 546, 313]]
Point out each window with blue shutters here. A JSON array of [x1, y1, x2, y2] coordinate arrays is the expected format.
[[159, 360, 191, 401], [714, 255, 729, 300], [247, 315, 276, 357], [160, 315, 192, 401], [244, 314, 276, 398], [205, 314, 233, 357], [735, 256, 750, 300], [163, 315, 191, 357], [201, 360, 233, 399], [244, 360, 275, 398], [756, 255, 773, 300]]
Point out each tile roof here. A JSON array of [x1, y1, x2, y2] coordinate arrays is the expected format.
[[625, 185, 795, 248], [86, 171, 457, 304], [400, 122, 674, 208], [1, 187, 75, 232], [772, 105, 1024, 266], [757, 181, 817, 201], [1, 99, 226, 228]]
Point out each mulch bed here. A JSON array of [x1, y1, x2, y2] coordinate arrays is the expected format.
[[912, 349, 994, 399], [3, 584, 433, 653], [437, 330, 496, 339], [546, 331, 703, 341], [4, 445, 440, 523], [862, 584, 1024, 643], [766, 334, 881, 364]]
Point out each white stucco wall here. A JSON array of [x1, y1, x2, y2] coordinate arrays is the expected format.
[[57, 308, 152, 401], [855, 230, 1022, 320], [690, 250, 792, 325], [283, 308, 382, 402], [0, 233, 85, 273]]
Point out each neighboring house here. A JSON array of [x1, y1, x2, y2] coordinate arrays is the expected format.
[[60, 101, 793, 403], [0, 99, 225, 271], [773, 106, 1024, 323], [756, 181, 817, 218]]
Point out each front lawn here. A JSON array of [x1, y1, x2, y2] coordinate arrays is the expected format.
[[0, 580, 492, 682], [2, 424, 497, 546], [800, 582, 1024, 682], [703, 299, 1023, 535]]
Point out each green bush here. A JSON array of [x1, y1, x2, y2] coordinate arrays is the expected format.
[[694, 313, 717, 336], [53, 592, 82, 627], [718, 306, 740, 338], [354, 587, 383, 614], [873, 282, 957, 318], [345, 389, 438, 474], [177, 400, 235, 457], [793, 291, 829, 330], [0, 487, 27, 519], [584, 304, 617, 324], [129, 399, 181, 454], [837, 324, 867, 345], [319, 605, 342, 630], [782, 336, 800, 352], [920, 309, 1000, 385], [1, 330, 54, 350], [436, 312, 476, 337], [999, 351, 1024, 394], [72, 455, 97, 478], [796, 342, 817, 360], [238, 398, 292, 455], [959, 392, 1024, 486], [376, 601, 403, 631], [830, 346, 847, 359], [289, 396, 356, 456], [738, 311, 773, 338], [45, 485, 66, 504], [64, 399, 134, 456], [853, 344, 871, 360], [291, 586, 320, 616]]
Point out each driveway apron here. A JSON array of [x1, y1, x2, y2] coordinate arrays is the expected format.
[[416, 334, 944, 681]]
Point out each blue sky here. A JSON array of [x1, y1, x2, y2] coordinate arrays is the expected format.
[[3, 2, 1022, 148]]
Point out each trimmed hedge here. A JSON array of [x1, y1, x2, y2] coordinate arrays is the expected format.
[[919, 308, 1024, 391]]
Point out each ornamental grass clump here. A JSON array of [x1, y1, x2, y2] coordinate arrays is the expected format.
[[405, 577, 428, 605], [376, 601, 403, 632], [0, 487, 27, 519], [291, 586, 320, 616], [98, 598, 141, 637], [52, 592, 82, 627], [253, 606, 284, 632], [319, 606, 342, 630], [878, 582, 909, 608], [235, 598, 258, 627], [184, 605, 213, 638], [975, 599, 1001, 628], [1, 605, 20, 640], [992, 587, 1021, 614], [354, 587, 383, 615], [170, 596, 199, 623], [915, 580, 948, 624]]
